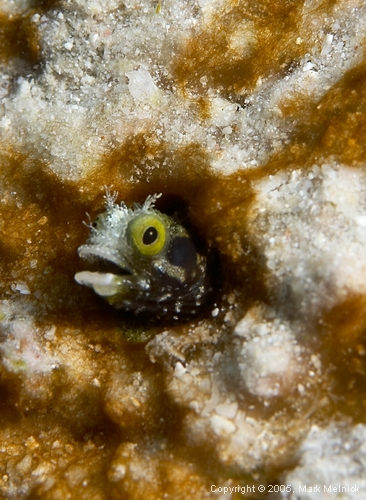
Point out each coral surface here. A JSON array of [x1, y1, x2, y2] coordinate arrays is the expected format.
[[1, 0, 366, 498]]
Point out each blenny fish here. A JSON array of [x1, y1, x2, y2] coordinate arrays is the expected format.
[[75, 193, 212, 319]]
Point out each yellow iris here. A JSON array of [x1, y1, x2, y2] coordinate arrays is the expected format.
[[128, 213, 167, 256]]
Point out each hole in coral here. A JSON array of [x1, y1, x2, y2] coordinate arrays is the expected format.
[[77, 192, 222, 328]]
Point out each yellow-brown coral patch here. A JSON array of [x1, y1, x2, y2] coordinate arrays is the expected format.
[[0, 147, 112, 323], [171, 0, 315, 102], [0, 14, 39, 64], [0, 0, 63, 64]]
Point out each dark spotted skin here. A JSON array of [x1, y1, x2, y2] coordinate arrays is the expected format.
[[108, 238, 210, 319]]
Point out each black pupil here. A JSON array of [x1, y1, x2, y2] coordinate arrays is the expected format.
[[143, 226, 158, 245]]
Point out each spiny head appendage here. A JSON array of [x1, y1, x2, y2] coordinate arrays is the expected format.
[[104, 188, 161, 215], [87, 191, 162, 242]]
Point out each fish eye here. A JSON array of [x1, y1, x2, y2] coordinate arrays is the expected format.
[[143, 226, 158, 245], [128, 214, 167, 256]]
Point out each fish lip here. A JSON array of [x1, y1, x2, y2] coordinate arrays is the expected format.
[[74, 271, 125, 298], [77, 245, 132, 275]]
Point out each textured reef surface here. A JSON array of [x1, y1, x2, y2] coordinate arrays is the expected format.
[[1, 0, 366, 498]]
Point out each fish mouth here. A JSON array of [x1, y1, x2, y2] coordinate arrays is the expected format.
[[77, 245, 132, 275], [75, 245, 132, 298]]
